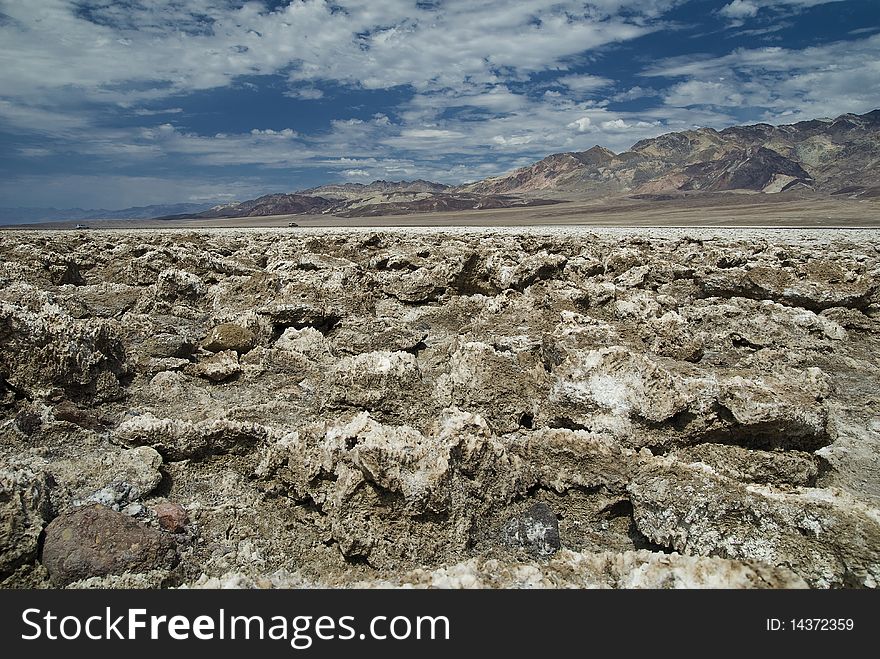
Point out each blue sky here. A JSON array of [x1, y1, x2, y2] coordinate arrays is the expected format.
[[0, 0, 878, 208]]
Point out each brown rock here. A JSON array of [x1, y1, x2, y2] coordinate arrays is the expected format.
[[202, 323, 256, 354], [41, 504, 177, 585], [154, 502, 187, 533]]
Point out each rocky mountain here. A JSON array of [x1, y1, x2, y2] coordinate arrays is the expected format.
[[175, 185, 560, 219], [182, 193, 336, 219], [461, 110, 880, 198], [334, 191, 560, 217], [300, 179, 451, 201]]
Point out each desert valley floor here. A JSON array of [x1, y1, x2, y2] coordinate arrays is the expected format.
[[2, 220, 879, 588]]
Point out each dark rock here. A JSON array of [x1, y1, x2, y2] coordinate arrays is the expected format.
[[41, 504, 177, 585], [145, 333, 196, 359], [502, 503, 561, 556], [51, 261, 86, 286], [14, 410, 41, 435], [53, 400, 105, 430], [153, 502, 187, 533]]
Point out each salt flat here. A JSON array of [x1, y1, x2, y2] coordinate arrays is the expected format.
[[2, 226, 879, 588]]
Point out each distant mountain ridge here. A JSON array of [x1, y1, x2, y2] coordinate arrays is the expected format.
[[174, 185, 561, 220], [299, 179, 451, 200], [461, 110, 880, 198], [0, 202, 216, 225]]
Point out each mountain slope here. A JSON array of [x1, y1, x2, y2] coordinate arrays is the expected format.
[[175, 186, 561, 220], [300, 179, 451, 201], [461, 110, 880, 197], [190, 194, 336, 218]]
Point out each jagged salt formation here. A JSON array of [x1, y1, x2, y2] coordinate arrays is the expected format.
[[1, 227, 879, 588]]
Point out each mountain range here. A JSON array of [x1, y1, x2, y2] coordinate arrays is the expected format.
[[187, 109, 879, 219], [461, 110, 880, 198], [4, 110, 878, 224]]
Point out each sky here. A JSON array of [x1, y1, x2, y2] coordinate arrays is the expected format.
[[0, 0, 878, 209]]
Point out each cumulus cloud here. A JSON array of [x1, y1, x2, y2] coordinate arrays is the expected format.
[[0, 0, 654, 113], [600, 119, 631, 130], [719, 1, 760, 19], [568, 117, 593, 132]]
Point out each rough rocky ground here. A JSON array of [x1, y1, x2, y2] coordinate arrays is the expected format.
[[1, 227, 879, 589]]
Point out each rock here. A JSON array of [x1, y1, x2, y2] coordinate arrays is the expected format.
[[14, 409, 42, 435], [518, 428, 634, 493], [382, 266, 446, 302], [53, 400, 104, 430], [145, 333, 196, 358], [50, 260, 86, 286], [330, 350, 422, 413], [155, 268, 203, 301], [202, 323, 256, 354], [670, 444, 818, 486], [186, 349, 241, 382], [117, 413, 267, 461], [0, 299, 126, 403], [348, 549, 808, 589], [154, 502, 187, 533], [716, 369, 831, 450], [274, 326, 331, 360], [41, 504, 177, 585], [547, 346, 695, 437], [256, 409, 528, 565], [81, 446, 164, 508], [502, 503, 561, 556], [628, 460, 880, 588], [0, 467, 52, 577], [437, 340, 545, 433]]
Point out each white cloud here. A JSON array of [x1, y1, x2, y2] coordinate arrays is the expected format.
[[18, 147, 52, 157], [132, 107, 184, 116], [492, 134, 533, 146], [285, 87, 324, 100], [719, 0, 845, 22], [719, 1, 760, 19], [400, 128, 465, 139], [646, 33, 880, 121], [249, 128, 298, 137], [557, 74, 614, 94], [611, 86, 659, 102], [0, 0, 657, 117], [568, 117, 593, 132], [600, 119, 631, 130]]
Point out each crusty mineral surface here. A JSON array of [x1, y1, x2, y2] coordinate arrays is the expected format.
[[1, 227, 879, 589]]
